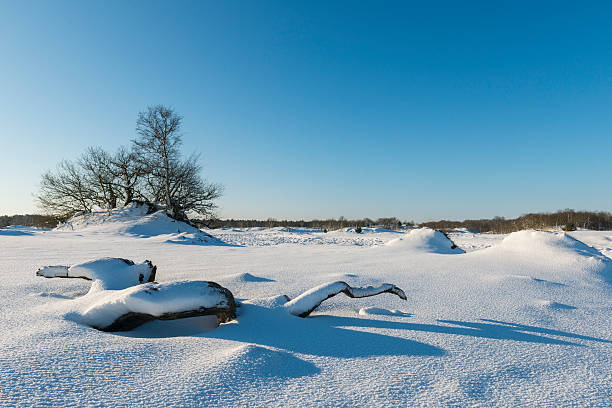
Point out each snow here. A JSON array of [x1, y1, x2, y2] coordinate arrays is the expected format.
[[284, 281, 407, 317], [0, 216, 611, 407], [77, 281, 233, 330], [386, 227, 465, 254], [0, 225, 49, 236], [446, 229, 506, 252], [201, 226, 402, 247], [359, 307, 412, 317], [569, 229, 612, 260], [53, 203, 219, 244], [36, 257, 156, 290]]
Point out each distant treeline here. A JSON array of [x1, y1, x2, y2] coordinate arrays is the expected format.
[[0, 214, 60, 229], [421, 210, 612, 233], [3, 209, 612, 233], [194, 217, 410, 231], [200, 210, 612, 233]]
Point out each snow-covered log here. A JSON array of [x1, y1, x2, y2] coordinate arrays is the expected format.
[[36, 257, 156, 290], [35, 259, 404, 331], [284, 281, 407, 317], [82, 281, 237, 331]]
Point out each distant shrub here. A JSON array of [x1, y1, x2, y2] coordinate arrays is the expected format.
[[323, 228, 328, 233], [355, 226, 362, 234], [563, 222, 577, 231]]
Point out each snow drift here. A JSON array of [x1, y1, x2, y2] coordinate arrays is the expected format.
[[497, 230, 604, 258], [386, 227, 464, 254], [54, 203, 220, 243], [479, 230, 612, 286]]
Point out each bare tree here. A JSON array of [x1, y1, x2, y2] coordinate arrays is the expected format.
[[109, 146, 144, 206], [37, 160, 94, 217], [134, 105, 182, 212], [133, 105, 222, 218], [37, 105, 222, 221], [169, 154, 223, 219], [79, 147, 118, 209]]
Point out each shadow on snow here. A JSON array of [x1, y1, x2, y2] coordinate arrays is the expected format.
[[119, 308, 611, 352]]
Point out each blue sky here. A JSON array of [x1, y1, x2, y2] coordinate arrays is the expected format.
[[1, 1, 611, 221]]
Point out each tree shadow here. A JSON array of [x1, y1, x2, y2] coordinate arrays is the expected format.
[[203, 305, 447, 358], [120, 304, 446, 358], [314, 315, 609, 346], [477, 319, 612, 343], [112, 308, 610, 359]]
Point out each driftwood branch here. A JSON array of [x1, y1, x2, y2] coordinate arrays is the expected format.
[[35, 259, 405, 332], [284, 281, 407, 317], [36, 258, 156, 290]]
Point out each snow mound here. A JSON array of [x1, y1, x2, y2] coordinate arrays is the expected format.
[[489, 230, 612, 276], [54, 203, 220, 243], [386, 228, 464, 254], [484, 230, 612, 286], [215, 344, 319, 379], [498, 230, 605, 259], [223, 272, 275, 283]]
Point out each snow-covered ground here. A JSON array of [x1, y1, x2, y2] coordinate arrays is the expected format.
[[202, 226, 404, 247], [570, 229, 612, 260], [446, 228, 507, 252], [0, 210, 610, 407]]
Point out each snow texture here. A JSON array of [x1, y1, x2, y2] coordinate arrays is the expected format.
[[1, 215, 611, 407]]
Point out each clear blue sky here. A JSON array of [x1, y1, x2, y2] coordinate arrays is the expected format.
[[1, 1, 611, 221]]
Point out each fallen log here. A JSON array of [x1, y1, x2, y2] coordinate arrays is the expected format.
[[284, 281, 407, 317], [36, 257, 156, 290], [82, 281, 237, 331], [35, 258, 407, 332]]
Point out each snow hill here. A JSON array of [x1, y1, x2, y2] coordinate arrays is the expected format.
[[55, 203, 199, 236], [54, 203, 220, 244]]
